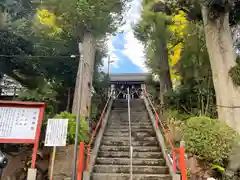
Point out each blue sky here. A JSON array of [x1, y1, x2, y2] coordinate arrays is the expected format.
[[103, 0, 147, 74]]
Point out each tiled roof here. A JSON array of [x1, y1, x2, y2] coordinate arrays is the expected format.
[[110, 73, 149, 82]]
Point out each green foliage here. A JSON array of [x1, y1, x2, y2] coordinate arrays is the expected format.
[[167, 0, 240, 25], [166, 109, 191, 122], [0, 29, 43, 89], [229, 58, 240, 86], [42, 0, 129, 37], [164, 22, 217, 117], [1, 0, 119, 117], [17, 82, 57, 102], [183, 116, 237, 164], [54, 111, 90, 144], [164, 110, 184, 143], [211, 164, 225, 172], [135, 0, 174, 101], [17, 82, 58, 123], [202, 0, 233, 19]]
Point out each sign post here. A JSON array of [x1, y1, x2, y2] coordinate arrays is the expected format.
[[44, 119, 68, 180], [49, 146, 57, 180]]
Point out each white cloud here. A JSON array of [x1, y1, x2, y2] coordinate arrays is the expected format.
[[105, 0, 148, 73], [102, 36, 120, 72], [123, 31, 148, 72], [121, 0, 148, 72]]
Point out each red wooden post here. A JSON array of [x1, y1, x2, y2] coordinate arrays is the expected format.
[[179, 146, 187, 180], [77, 142, 85, 180], [31, 106, 45, 168]]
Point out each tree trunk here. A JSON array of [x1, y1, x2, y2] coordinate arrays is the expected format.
[[201, 7, 240, 132], [66, 87, 71, 112], [72, 33, 96, 120], [72, 45, 83, 114], [158, 38, 172, 107]]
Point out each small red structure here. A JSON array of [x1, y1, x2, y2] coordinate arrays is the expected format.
[[0, 101, 45, 168]]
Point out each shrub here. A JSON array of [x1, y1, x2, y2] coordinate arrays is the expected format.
[[182, 116, 237, 164], [54, 111, 90, 144], [167, 110, 191, 122], [229, 64, 240, 86], [161, 110, 191, 144]]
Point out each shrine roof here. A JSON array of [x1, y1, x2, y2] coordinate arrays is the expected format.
[[110, 73, 149, 82]]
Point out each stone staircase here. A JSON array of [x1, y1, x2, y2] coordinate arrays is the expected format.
[[91, 99, 171, 180]]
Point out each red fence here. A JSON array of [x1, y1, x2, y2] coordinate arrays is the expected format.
[[143, 87, 187, 180], [85, 96, 111, 171], [77, 97, 111, 180]]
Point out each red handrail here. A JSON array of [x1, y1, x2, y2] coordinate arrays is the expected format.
[[143, 87, 187, 180], [85, 96, 111, 171]]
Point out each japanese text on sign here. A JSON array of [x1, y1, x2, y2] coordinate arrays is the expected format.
[[44, 119, 68, 147], [0, 107, 40, 140]]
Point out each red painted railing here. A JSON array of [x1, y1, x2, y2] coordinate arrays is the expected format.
[[85, 96, 111, 171], [143, 87, 187, 180], [77, 142, 85, 180], [179, 146, 187, 180]]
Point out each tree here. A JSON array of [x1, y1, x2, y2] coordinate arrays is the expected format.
[[165, 22, 216, 117], [0, 0, 46, 89], [134, 0, 172, 107], [155, 0, 240, 132], [40, 0, 130, 119], [135, 0, 189, 108], [197, 1, 240, 132]]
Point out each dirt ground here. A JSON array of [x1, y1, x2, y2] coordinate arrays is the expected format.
[[1, 149, 50, 180]]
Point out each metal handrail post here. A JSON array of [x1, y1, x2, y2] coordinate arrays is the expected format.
[[127, 88, 133, 180]]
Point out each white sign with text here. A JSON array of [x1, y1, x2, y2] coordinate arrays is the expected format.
[[45, 119, 68, 147], [0, 107, 40, 140]]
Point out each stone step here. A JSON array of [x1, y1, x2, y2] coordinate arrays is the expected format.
[[101, 140, 158, 146], [107, 125, 151, 128], [94, 165, 169, 174], [104, 131, 156, 137], [108, 125, 153, 129], [110, 118, 148, 121], [112, 109, 145, 112], [111, 113, 148, 116], [109, 119, 150, 122], [91, 173, 171, 180], [96, 158, 166, 166], [108, 122, 151, 126], [108, 122, 151, 125], [112, 107, 147, 114], [98, 151, 162, 158], [99, 145, 160, 152], [102, 136, 157, 142], [106, 129, 154, 133], [120, 115, 148, 117], [111, 116, 147, 118]]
